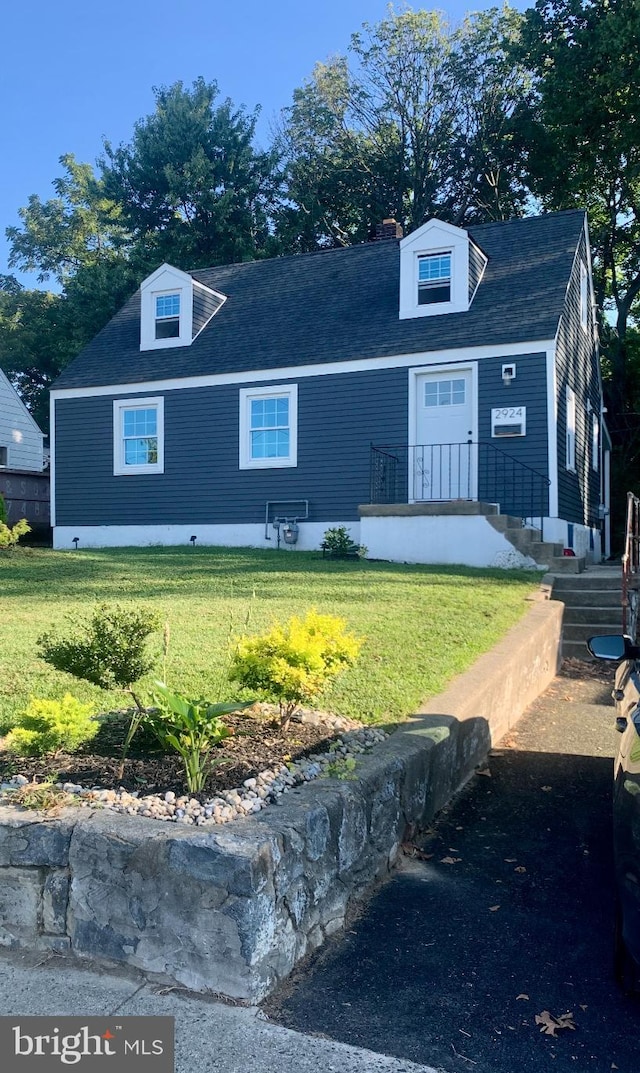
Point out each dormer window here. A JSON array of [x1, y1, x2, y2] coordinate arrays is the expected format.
[[140, 263, 227, 352], [418, 253, 451, 305], [399, 219, 484, 320], [155, 294, 180, 339]]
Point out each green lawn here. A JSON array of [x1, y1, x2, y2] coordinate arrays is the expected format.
[[0, 546, 540, 731]]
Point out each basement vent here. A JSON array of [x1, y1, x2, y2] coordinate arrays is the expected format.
[[491, 406, 526, 438]]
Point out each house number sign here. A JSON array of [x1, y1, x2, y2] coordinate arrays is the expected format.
[[491, 406, 526, 437]]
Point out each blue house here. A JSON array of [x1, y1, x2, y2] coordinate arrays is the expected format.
[[50, 210, 607, 568]]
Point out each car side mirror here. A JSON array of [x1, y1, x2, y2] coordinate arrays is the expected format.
[[587, 634, 640, 662]]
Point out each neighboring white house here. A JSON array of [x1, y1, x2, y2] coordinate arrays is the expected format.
[[0, 369, 45, 472]]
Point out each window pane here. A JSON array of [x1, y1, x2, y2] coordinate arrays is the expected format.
[[419, 255, 450, 282], [124, 437, 158, 466], [155, 318, 180, 339], [250, 396, 289, 429], [123, 408, 156, 436], [424, 384, 438, 407], [156, 294, 180, 318], [251, 429, 289, 459]]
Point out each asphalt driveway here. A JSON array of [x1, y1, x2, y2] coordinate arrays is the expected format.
[[264, 662, 638, 1073]]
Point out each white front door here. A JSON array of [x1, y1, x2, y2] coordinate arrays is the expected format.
[[413, 369, 476, 501]]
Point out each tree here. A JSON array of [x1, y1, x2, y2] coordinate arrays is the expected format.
[[276, 7, 531, 251], [101, 78, 281, 269], [515, 0, 640, 414]]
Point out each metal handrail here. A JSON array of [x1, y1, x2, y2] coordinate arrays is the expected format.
[[370, 441, 551, 537], [622, 492, 640, 638]]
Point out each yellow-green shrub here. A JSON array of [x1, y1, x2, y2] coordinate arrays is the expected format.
[[0, 518, 31, 549], [4, 694, 98, 756], [230, 609, 362, 727]]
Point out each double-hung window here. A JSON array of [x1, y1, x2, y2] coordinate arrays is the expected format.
[[113, 397, 164, 475], [580, 262, 588, 332], [566, 386, 576, 471], [155, 293, 180, 339], [239, 385, 298, 469], [418, 253, 451, 305]]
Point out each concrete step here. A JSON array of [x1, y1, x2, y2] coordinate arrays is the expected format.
[[563, 606, 624, 627], [562, 622, 623, 643], [549, 555, 587, 573], [552, 573, 622, 591], [489, 516, 535, 533], [552, 588, 622, 608], [562, 638, 598, 661]]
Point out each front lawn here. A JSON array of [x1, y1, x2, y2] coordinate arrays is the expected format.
[[0, 546, 540, 730]]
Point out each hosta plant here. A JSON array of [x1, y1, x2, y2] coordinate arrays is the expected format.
[[146, 682, 253, 793]]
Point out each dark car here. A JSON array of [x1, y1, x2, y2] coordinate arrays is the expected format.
[[588, 633, 640, 988]]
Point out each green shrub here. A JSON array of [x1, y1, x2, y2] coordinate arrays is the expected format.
[[4, 694, 98, 757], [0, 494, 7, 525], [38, 604, 160, 691], [0, 518, 31, 549], [38, 604, 161, 762], [321, 526, 366, 559], [230, 609, 362, 728], [147, 683, 252, 792]]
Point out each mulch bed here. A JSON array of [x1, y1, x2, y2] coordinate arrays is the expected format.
[[0, 707, 341, 802]]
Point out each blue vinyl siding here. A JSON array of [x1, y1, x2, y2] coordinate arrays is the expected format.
[[555, 230, 601, 526], [54, 368, 408, 526], [468, 242, 487, 302], [477, 353, 549, 516]]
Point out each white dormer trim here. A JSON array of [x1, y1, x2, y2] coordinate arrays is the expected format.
[[140, 264, 194, 351], [399, 219, 470, 320]]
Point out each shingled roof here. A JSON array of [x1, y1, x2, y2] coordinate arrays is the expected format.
[[53, 210, 586, 390]]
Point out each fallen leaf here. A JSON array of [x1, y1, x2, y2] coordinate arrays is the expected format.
[[489, 905, 501, 911], [535, 1010, 576, 1036], [516, 994, 529, 1001], [505, 858, 517, 863], [441, 856, 462, 864], [579, 1005, 587, 1011], [477, 767, 492, 777], [515, 866, 527, 874], [541, 785, 553, 792], [401, 842, 434, 861]]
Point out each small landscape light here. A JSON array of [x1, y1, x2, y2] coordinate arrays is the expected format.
[[72, 536, 79, 550], [190, 535, 197, 547]]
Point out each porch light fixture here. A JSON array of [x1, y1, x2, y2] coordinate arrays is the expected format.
[[190, 535, 197, 547], [502, 363, 516, 385], [72, 536, 79, 550]]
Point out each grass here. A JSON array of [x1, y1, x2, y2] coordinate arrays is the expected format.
[[0, 546, 541, 731]]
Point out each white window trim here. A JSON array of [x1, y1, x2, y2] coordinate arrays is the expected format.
[[113, 397, 164, 476], [566, 385, 576, 472], [580, 261, 588, 332], [399, 220, 470, 320], [140, 265, 193, 351], [239, 385, 298, 469], [592, 411, 599, 472]]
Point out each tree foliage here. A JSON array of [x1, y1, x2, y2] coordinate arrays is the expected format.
[[276, 7, 531, 250], [101, 78, 281, 270], [515, 0, 640, 407]]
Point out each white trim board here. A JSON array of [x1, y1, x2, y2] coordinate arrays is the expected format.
[[51, 340, 556, 401]]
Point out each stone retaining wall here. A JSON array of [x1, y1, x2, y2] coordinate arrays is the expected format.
[[0, 598, 562, 1001]]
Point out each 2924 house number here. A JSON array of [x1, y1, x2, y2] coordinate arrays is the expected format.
[[493, 407, 524, 419], [491, 406, 526, 437]]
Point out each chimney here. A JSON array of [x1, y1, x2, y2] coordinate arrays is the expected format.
[[372, 218, 404, 241]]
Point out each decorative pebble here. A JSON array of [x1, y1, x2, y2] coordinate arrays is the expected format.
[[0, 714, 389, 828]]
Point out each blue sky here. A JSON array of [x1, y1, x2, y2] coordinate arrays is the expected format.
[[2, 0, 529, 286]]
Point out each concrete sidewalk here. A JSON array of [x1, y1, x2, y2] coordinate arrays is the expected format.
[[0, 948, 437, 1073]]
